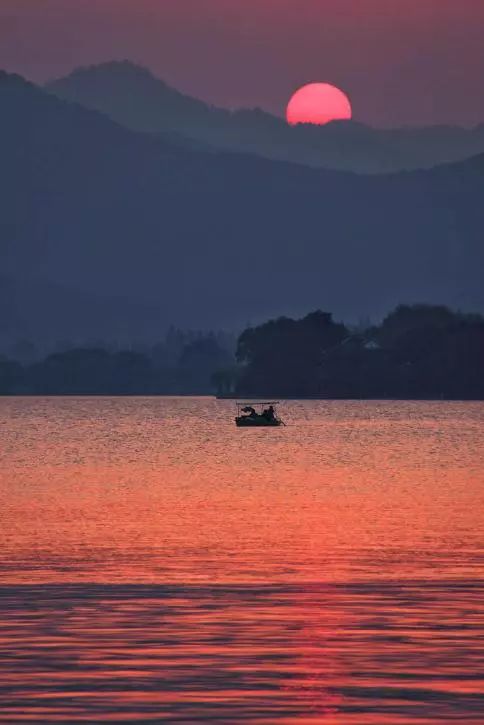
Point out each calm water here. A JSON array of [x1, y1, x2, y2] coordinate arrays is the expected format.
[[0, 397, 483, 723]]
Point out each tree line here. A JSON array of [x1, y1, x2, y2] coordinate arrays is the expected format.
[[233, 305, 484, 400], [1, 305, 483, 398], [0, 329, 233, 395]]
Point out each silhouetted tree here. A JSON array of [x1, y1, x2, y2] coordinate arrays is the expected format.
[[30, 348, 154, 395], [235, 306, 484, 400], [211, 365, 240, 397], [178, 336, 232, 392], [237, 311, 348, 397]]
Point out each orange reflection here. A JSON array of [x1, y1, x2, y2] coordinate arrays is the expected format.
[[0, 397, 483, 722]]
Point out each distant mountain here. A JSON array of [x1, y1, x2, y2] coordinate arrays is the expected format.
[[46, 61, 484, 174], [0, 275, 164, 347], [1, 70, 483, 344]]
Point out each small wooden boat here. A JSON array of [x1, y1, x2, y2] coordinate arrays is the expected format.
[[235, 402, 284, 427]]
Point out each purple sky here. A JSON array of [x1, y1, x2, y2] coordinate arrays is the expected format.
[[1, 0, 483, 127]]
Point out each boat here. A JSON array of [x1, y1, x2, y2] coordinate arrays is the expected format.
[[235, 401, 284, 427]]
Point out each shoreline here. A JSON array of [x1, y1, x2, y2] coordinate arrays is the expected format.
[[1, 394, 483, 402]]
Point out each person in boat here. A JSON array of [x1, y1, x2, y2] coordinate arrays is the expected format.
[[262, 405, 276, 422], [242, 406, 257, 419]]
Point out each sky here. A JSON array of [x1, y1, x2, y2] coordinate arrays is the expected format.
[[1, 0, 483, 127]]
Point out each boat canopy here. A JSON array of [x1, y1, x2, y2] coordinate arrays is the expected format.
[[236, 401, 280, 409]]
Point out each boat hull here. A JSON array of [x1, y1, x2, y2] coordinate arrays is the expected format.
[[235, 417, 282, 427]]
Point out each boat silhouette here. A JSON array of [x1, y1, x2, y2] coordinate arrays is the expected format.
[[235, 402, 284, 427]]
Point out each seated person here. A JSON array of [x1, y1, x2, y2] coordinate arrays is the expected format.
[[242, 406, 257, 418], [262, 405, 276, 421]]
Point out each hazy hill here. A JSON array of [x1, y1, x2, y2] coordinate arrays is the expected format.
[[46, 61, 484, 174], [0, 275, 164, 347], [1, 70, 483, 343]]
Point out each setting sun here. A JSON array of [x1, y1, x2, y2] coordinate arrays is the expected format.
[[287, 83, 352, 126]]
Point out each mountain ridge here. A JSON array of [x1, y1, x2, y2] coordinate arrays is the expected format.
[[1, 70, 483, 342], [46, 61, 484, 174]]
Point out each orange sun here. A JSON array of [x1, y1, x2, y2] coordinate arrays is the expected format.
[[287, 83, 352, 126]]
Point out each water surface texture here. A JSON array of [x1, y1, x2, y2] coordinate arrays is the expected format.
[[0, 398, 483, 722]]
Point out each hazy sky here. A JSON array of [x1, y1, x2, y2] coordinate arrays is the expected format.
[[1, 0, 483, 127]]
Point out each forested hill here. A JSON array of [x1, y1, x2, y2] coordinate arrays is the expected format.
[[1, 71, 484, 345], [234, 306, 484, 400], [2, 305, 483, 399]]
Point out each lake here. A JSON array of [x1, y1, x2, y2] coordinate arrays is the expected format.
[[0, 397, 483, 722]]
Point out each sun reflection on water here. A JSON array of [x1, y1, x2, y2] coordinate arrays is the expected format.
[[0, 397, 483, 721]]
